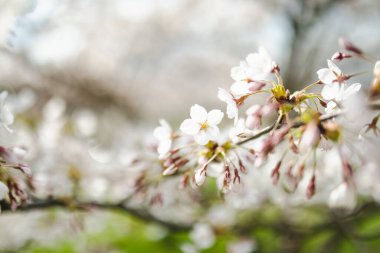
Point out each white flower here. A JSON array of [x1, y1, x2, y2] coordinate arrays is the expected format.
[[217, 88, 238, 125], [190, 223, 215, 249], [328, 182, 357, 210], [153, 119, 173, 159], [231, 47, 273, 82], [317, 60, 344, 85], [322, 82, 361, 102], [0, 181, 9, 201], [0, 91, 14, 132], [180, 104, 223, 145], [323, 83, 361, 113]]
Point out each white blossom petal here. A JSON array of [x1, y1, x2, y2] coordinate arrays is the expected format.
[[321, 84, 341, 100], [194, 130, 210, 145], [230, 81, 251, 96], [327, 59, 342, 76], [207, 110, 223, 126], [0, 107, 14, 126], [342, 83, 361, 100], [317, 68, 335, 84], [325, 101, 338, 113], [205, 126, 219, 140], [217, 88, 233, 102], [180, 119, 200, 135], [230, 61, 249, 81], [190, 104, 208, 123], [329, 182, 357, 210]]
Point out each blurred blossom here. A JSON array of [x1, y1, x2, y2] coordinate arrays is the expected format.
[[180, 243, 198, 253], [190, 223, 215, 250], [228, 239, 257, 253], [72, 108, 98, 137], [328, 182, 357, 210]]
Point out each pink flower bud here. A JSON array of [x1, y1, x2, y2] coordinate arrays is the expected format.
[[331, 52, 352, 62], [339, 37, 363, 55]]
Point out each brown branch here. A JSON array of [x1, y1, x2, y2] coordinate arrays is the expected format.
[[0, 198, 190, 231], [236, 112, 341, 146]]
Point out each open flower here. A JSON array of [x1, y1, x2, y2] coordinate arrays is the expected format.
[[217, 88, 238, 125], [0, 91, 14, 132], [317, 60, 345, 85], [180, 104, 223, 145], [324, 83, 361, 113], [231, 47, 273, 82], [153, 119, 173, 159]]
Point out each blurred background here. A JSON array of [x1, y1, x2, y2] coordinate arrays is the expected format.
[[1, 0, 379, 122], [0, 0, 380, 252]]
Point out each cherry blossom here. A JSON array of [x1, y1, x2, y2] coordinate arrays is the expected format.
[[324, 83, 361, 113], [153, 119, 173, 159], [231, 47, 273, 82], [180, 104, 223, 145], [317, 60, 345, 84]]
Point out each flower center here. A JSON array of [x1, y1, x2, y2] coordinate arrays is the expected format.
[[200, 121, 208, 130]]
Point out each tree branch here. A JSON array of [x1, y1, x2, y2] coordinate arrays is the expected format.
[[236, 112, 341, 146], [0, 198, 190, 231]]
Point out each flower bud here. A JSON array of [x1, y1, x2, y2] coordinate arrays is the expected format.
[[331, 52, 351, 62], [194, 166, 207, 186], [339, 37, 363, 55]]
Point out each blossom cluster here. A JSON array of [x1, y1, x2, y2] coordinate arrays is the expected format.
[[153, 39, 380, 211]]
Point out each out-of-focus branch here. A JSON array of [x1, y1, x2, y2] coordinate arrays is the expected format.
[[0, 198, 190, 231]]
